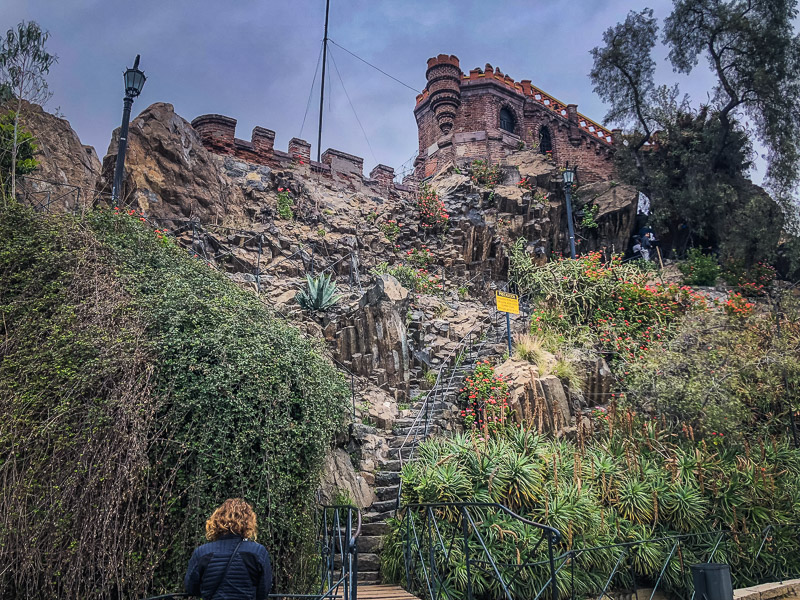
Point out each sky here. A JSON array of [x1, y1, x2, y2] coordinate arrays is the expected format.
[[2, 0, 739, 181]]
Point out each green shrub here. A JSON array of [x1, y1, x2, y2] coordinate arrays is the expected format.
[[468, 159, 502, 187], [0, 203, 348, 598], [277, 188, 294, 219], [679, 248, 720, 285]]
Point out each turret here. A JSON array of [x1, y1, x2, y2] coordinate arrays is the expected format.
[[425, 54, 461, 135]]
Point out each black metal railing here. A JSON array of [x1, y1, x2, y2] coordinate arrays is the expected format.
[[141, 505, 361, 600], [553, 523, 800, 600], [396, 502, 561, 600]]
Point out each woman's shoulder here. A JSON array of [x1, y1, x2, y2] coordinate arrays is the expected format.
[[241, 539, 269, 556]]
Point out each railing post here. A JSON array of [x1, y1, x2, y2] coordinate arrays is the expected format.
[[462, 506, 474, 600], [427, 507, 436, 599], [548, 533, 557, 600], [256, 235, 263, 294]]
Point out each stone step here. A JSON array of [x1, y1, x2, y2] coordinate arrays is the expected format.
[[357, 571, 381, 583], [386, 446, 415, 459], [356, 535, 384, 554], [369, 498, 398, 513], [374, 470, 400, 486], [360, 521, 390, 536], [393, 424, 442, 437], [377, 459, 401, 472], [375, 485, 399, 501]]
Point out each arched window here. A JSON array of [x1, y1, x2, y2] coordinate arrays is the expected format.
[[499, 107, 515, 133], [539, 126, 553, 154]]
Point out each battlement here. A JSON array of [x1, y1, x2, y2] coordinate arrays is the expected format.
[[191, 113, 409, 193], [414, 54, 617, 182]]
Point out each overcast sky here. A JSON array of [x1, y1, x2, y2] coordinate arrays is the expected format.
[[3, 0, 739, 180]]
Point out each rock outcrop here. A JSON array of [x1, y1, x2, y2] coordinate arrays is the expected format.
[[573, 180, 639, 255], [99, 102, 247, 222], [495, 357, 573, 432], [8, 100, 100, 210]]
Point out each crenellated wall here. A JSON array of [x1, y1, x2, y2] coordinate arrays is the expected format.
[[190, 114, 412, 194], [414, 55, 616, 183]]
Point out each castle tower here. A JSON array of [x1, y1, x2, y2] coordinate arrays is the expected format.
[[425, 54, 461, 134]]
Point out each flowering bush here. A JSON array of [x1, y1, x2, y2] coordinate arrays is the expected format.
[[415, 185, 449, 231], [723, 292, 754, 317], [459, 361, 511, 436], [380, 219, 402, 242], [406, 246, 432, 267], [276, 188, 293, 220], [468, 159, 502, 187], [510, 241, 707, 361], [721, 260, 776, 296], [517, 178, 534, 191]]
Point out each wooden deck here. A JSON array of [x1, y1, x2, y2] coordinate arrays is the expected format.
[[357, 584, 421, 600]]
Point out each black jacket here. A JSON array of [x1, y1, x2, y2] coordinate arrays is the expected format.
[[184, 535, 272, 600]]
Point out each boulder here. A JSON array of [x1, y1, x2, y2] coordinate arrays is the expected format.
[[495, 357, 573, 433], [573, 181, 638, 254], [319, 448, 376, 509], [8, 100, 101, 211], [98, 102, 247, 222]]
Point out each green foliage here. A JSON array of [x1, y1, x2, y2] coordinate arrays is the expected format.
[[623, 305, 800, 440], [276, 188, 294, 219], [579, 204, 599, 229], [0, 203, 349, 598], [405, 246, 432, 267], [678, 248, 720, 286], [387, 422, 800, 597], [380, 219, 402, 244], [0, 110, 36, 186], [468, 159, 502, 187], [296, 273, 341, 312]]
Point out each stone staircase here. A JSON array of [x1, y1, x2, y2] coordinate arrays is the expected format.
[[356, 320, 503, 584]]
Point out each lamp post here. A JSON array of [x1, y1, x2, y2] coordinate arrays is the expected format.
[[112, 55, 146, 202], [562, 164, 577, 259]]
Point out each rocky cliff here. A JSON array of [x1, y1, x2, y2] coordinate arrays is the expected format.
[[8, 100, 101, 210]]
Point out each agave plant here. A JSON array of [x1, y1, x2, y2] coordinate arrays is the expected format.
[[295, 273, 341, 311]]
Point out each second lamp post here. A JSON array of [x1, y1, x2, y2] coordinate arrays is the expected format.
[[563, 165, 577, 259]]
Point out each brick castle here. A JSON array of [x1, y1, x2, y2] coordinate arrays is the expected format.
[[414, 54, 615, 182], [191, 53, 616, 186]]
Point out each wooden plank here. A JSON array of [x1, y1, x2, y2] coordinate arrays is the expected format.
[[357, 584, 421, 600]]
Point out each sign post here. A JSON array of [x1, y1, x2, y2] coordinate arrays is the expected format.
[[495, 291, 520, 357]]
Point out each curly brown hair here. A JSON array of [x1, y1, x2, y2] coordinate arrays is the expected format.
[[205, 498, 258, 541]]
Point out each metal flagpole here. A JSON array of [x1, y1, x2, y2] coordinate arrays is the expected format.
[[317, 0, 331, 162]]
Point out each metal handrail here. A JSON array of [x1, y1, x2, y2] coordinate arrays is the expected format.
[[398, 501, 561, 600]]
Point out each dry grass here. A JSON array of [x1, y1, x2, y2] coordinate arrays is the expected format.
[[514, 334, 553, 375]]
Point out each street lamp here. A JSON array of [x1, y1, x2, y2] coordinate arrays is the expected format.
[[562, 164, 577, 259], [112, 55, 146, 202]]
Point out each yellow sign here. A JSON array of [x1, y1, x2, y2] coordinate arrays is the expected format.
[[495, 291, 520, 315]]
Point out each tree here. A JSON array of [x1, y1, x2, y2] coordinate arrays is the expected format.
[[589, 9, 659, 187], [0, 21, 56, 200], [664, 0, 800, 202]]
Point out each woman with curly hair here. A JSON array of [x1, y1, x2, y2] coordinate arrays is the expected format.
[[184, 498, 272, 600]]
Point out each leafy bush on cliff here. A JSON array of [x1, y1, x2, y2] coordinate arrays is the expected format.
[[384, 420, 800, 598], [0, 203, 348, 599]]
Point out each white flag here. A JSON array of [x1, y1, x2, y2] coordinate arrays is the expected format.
[[637, 191, 651, 215]]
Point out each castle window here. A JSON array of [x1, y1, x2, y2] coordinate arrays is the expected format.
[[499, 107, 515, 133], [539, 126, 553, 154]]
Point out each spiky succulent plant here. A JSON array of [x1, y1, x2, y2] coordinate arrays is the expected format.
[[295, 273, 341, 312]]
